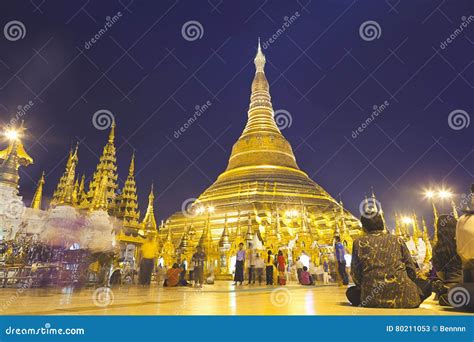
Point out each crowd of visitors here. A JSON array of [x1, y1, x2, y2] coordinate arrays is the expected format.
[[132, 184, 474, 312]]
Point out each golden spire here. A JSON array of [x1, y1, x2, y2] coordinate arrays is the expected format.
[[234, 209, 243, 237], [31, 171, 45, 209], [0, 123, 33, 166], [116, 153, 140, 227], [142, 183, 157, 231], [245, 212, 254, 241], [0, 139, 21, 189], [223, 39, 299, 172], [77, 174, 86, 205], [451, 199, 459, 219], [90, 173, 108, 211], [219, 213, 231, 248], [87, 123, 118, 211], [108, 120, 115, 143], [51, 145, 78, 207]]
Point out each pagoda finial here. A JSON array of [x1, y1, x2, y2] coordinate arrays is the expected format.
[[128, 152, 135, 175], [142, 183, 157, 231], [31, 171, 45, 209], [254, 37, 266, 73], [108, 120, 116, 143]]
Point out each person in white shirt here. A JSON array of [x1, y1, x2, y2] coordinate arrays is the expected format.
[[254, 253, 265, 285]]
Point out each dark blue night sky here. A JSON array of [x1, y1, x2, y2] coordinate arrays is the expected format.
[[0, 0, 472, 230]]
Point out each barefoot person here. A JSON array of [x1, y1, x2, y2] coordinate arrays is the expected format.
[[191, 246, 206, 288], [139, 235, 158, 286], [233, 243, 245, 285]]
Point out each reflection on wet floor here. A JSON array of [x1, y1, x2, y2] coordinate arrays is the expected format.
[[0, 282, 468, 316]]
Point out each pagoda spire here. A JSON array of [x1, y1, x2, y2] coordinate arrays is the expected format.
[[116, 153, 140, 227], [219, 213, 231, 248], [89, 173, 108, 211], [0, 139, 21, 189], [31, 171, 45, 209], [142, 183, 157, 231], [245, 212, 254, 242], [51, 145, 78, 207], [0, 125, 32, 189], [87, 123, 118, 211], [77, 174, 86, 205]]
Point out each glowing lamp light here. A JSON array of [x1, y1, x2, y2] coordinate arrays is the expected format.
[[208, 206, 215, 213], [196, 207, 205, 214], [424, 190, 435, 199], [402, 216, 413, 225], [438, 190, 452, 199], [4, 129, 19, 141]]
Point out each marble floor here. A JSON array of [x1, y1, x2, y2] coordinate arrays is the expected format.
[[0, 281, 470, 315]]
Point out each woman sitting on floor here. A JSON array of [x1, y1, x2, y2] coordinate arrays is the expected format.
[[432, 214, 463, 305], [346, 213, 431, 308]]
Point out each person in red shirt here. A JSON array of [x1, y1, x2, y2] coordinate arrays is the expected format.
[[164, 263, 184, 287]]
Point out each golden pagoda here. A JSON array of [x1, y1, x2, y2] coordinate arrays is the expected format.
[[165, 41, 361, 260], [50, 145, 78, 207], [85, 123, 118, 211], [115, 153, 140, 228], [142, 183, 157, 232]]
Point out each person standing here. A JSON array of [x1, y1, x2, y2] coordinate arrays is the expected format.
[[233, 243, 245, 285], [309, 260, 318, 284], [334, 236, 349, 285], [248, 243, 256, 284], [296, 257, 304, 284], [191, 246, 206, 288], [276, 250, 286, 285], [323, 259, 330, 285], [254, 253, 265, 285], [139, 235, 158, 286], [265, 250, 275, 285]]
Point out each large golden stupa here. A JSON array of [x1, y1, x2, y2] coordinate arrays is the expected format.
[[165, 42, 361, 261]]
